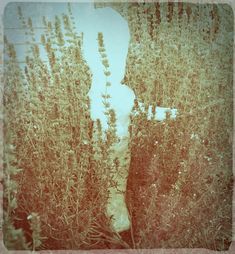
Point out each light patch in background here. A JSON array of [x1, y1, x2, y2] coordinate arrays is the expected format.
[[3, 2, 177, 138]]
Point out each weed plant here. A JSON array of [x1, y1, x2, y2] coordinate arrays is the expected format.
[[3, 2, 234, 251], [102, 2, 233, 250], [3, 4, 123, 250]]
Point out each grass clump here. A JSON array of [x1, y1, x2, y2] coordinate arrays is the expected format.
[[3, 4, 124, 250], [121, 3, 232, 250], [99, 2, 233, 250]]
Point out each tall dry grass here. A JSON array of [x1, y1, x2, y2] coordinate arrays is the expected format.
[[3, 4, 124, 250], [3, 2, 233, 251]]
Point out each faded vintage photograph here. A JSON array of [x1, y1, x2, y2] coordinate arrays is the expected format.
[[2, 1, 233, 251]]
